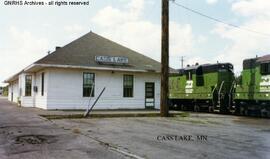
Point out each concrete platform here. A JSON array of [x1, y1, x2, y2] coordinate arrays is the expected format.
[[19, 105, 186, 119]]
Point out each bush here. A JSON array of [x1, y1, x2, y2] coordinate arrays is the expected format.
[[2, 86, 8, 96]]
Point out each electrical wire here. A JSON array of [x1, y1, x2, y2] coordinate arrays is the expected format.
[[171, 0, 270, 38]]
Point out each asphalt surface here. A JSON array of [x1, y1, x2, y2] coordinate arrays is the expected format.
[[54, 114, 270, 159], [0, 97, 129, 159], [0, 97, 270, 159]]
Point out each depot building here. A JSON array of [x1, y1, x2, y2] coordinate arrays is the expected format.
[[5, 32, 166, 110]]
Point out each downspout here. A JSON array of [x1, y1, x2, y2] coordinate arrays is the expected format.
[[33, 73, 36, 107]]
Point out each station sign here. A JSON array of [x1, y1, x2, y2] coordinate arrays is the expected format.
[[95, 56, 129, 65]]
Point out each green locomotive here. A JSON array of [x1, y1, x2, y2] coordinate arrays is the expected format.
[[169, 63, 234, 113], [233, 55, 270, 117]]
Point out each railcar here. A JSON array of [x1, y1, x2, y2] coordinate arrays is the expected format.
[[233, 54, 270, 117], [169, 63, 234, 113]]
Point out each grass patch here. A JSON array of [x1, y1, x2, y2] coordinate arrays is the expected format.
[[170, 117, 207, 124], [207, 120, 221, 125], [175, 112, 190, 118], [40, 114, 84, 120], [170, 115, 221, 125]]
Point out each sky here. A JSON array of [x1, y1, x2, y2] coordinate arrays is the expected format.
[[1, 0, 270, 86]]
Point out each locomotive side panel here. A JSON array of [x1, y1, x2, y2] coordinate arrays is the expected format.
[[169, 63, 234, 113]]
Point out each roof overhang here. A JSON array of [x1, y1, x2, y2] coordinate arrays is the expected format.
[[24, 63, 161, 73], [4, 63, 160, 83], [5, 63, 180, 83], [4, 71, 23, 83]]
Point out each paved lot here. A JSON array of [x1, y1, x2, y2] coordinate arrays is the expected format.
[[0, 97, 270, 159], [55, 115, 270, 159], [0, 97, 128, 159]]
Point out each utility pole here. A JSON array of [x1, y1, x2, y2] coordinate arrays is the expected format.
[[181, 56, 184, 69], [160, 0, 169, 117]]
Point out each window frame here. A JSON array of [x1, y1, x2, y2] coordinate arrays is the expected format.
[[25, 75, 32, 96], [123, 74, 134, 98], [83, 72, 95, 97]]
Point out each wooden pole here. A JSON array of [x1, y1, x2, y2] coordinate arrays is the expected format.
[[181, 56, 184, 68], [160, 0, 169, 117]]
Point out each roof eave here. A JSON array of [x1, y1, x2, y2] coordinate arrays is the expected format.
[[26, 64, 161, 73], [4, 71, 22, 83]]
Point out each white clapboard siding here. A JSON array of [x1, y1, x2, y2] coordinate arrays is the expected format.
[[8, 80, 19, 103], [45, 68, 160, 110], [33, 71, 48, 109], [8, 84, 12, 101], [9, 68, 160, 110], [20, 73, 34, 107], [17, 71, 47, 108]]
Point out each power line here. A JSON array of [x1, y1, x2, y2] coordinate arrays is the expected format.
[[171, 0, 270, 38]]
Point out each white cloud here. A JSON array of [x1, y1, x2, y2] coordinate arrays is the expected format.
[[0, 26, 49, 86], [0, 24, 87, 86], [185, 56, 211, 67], [212, 0, 270, 72], [196, 35, 207, 44], [206, 0, 218, 5], [91, 0, 142, 28], [232, 0, 270, 17], [64, 24, 86, 39], [91, 0, 195, 68]]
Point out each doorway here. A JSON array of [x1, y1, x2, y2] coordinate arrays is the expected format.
[[11, 92, 13, 102], [145, 82, 155, 109]]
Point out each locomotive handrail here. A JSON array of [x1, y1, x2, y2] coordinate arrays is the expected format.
[[229, 80, 236, 94], [211, 84, 218, 108], [228, 80, 236, 109], [211, 84, 217, 95], [218, 81, 225, 105]]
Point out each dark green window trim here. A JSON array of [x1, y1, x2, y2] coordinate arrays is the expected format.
[[261, 63, 270, 75], [41, 72, 44, 96], [123, 75, 134, 97], [25, 75, 32, 96], [83, 73, 95, 97]]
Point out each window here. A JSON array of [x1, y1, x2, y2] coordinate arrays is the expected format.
[[123, 75, 134, 97], [25, 75, 32, 96], [145, 83, 154, 98], [196, 67, 204, 86], [41, 73, 44, 96], [83, 73, 95, 97], [261, 63, 270, 75]]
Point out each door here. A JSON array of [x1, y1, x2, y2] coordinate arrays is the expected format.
[[11, 92, 13, 102], [145, 82, 155, 109]]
